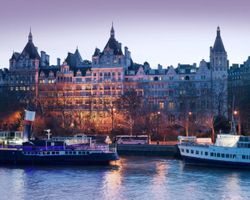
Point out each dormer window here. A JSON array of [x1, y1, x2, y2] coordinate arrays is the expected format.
[[49, 71, 54, 77]]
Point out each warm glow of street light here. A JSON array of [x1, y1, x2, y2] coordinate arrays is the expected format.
[[157, 111, 160, 115], [233, 110, 238, 115], [188, 112, 192, 116]]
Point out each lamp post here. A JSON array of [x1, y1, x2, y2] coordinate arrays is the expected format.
[[157, 111, 160, 138], [111, 107, 116, 134], [233, 110, 241, 135], [186, 111, 192, 137]]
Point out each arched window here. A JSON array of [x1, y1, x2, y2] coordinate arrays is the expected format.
[[154, 76, 159, 81]]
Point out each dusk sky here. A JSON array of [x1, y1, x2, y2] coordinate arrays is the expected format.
[[0, 0, 250, 68]]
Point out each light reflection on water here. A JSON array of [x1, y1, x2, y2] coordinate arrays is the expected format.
[[0, 157, 250, 200]]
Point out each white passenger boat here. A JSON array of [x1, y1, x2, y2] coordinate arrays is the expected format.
[[178, 134, 250, 168]]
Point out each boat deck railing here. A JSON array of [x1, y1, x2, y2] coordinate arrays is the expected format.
[[0, 143, 116, 153], [179, 142, 210, 148]]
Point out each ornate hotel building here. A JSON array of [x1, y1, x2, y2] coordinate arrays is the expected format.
[[0, 25, 229, 130]]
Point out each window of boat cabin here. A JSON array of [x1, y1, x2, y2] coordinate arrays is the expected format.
[[205, 152, 208, 156], [191, 150, 194, 154], [186, 149, 189, 153], [242, 155, 246, 159], [221, 154, 225, 158], [226, 154, 229, 158], [210, 152, 214, 156], [217, 153, 220, 157], [196, 150, 199, 155], [181, 149, 184, 152], [233, 154, 236, 158]]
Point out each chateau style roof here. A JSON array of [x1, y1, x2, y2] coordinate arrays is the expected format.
[[10, 30, 40, 61], [102, 25, 123, 56], [212, 27, 226, 53], [93, 48, 100, 57], [39, 67, 59, 77], [74, 47, 83, 62], [10, 52, 20, 60], [103, 37, 123, 55], [20, 41, 40, 60]]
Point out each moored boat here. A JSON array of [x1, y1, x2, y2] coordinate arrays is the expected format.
[[178, 134, 250, 169], [0, 110, 119, 166], [0, 139, 119, 165]]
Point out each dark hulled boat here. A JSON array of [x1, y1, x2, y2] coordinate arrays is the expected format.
[[0, 140, 119, 165], [0, 110, 119, 166]]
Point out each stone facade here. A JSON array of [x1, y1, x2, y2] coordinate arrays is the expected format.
[[0, 26, 229, 131], [228, 57, 250, 133]]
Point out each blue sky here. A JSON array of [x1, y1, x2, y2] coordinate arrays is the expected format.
[[0, 0, 249, 68]]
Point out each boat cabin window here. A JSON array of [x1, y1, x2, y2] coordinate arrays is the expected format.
[[221, 154, 225, 158], [186, 149, 189, 153], [191, 150, 194, 154], [196, 151, 199, 155], [242, 155, 246, 159], [217, 153, 220, 157], [56, 152, 59, 155], [210, 152, 214, 156], [226, 154, 229, 158], [205, 152, 208, 156]]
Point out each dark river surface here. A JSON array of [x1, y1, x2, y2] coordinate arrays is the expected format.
[[0, 156, 250, 200]]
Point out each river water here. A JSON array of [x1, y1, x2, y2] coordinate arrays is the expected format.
[[0, 156, 250, 200]]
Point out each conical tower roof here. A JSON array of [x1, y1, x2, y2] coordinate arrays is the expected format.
[[19, 29, 40, 60], [212, 27, 226, 53]]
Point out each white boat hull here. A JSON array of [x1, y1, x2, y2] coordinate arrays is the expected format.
[[178, 144, 250, 168]]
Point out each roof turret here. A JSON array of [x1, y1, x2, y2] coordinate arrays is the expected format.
[[212, 26, 226, 53]]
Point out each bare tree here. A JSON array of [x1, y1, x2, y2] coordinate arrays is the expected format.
[[116, 89, 144, 135]]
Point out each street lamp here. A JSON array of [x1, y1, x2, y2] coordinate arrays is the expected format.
[[233, 110, 238, 115], [186, 111, 192, 137], [157, 111, 161, 138], [233, 110, 241, 135], [111, 107, 116, 133]]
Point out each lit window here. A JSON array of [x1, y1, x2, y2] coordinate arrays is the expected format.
[[159, 102, 164, 110], [168, 101, 174, 109]]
